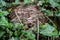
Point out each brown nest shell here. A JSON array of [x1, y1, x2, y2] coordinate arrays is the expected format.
[[8, 5, 47, 27]]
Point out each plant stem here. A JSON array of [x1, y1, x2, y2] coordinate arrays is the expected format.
[[37, 19, 39, 40]]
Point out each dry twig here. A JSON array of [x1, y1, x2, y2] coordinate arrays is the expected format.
[[14, 9, 22, 24], [37, 19, 40, 40]]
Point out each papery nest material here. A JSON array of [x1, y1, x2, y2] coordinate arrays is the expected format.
[[8, 5, 47, 27]]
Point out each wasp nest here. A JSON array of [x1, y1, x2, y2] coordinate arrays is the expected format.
[[8, 5, 47, 27]]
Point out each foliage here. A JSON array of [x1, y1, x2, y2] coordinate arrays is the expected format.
[[40, 23, 59, 37], [0, 0, 6, 7], [37, 0, 60, 16], [0, 10, 9, 16], [0, 0, 60, 40], [23, 0, 35, 5], [20, 30, 36, 40], [0, 0, 36, 40], [12, 0, 20, 6], [0, 0, 20, 8], [22, 0, 60, 16]]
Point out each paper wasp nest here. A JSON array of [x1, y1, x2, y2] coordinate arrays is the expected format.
[[8, 5, 47, 27]]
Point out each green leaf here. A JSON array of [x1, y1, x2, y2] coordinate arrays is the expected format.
[[37, 1, 43, 6], [13, 23, 27, 30], [53, 0, 60, 2], [47, 0, 59, 8], [6, 28, 13, 37], [14, 31, 19, 37], [0, 16, 12, 28], [0, 30, 5, 38], [24, 0, 34, 5], [40, 23, 59, 37], [0, 11, 9, 16], [56, 13, 60, 16], [12, 0, 20, 6], [41, 10, 53, 16], [5, 3, 12, 8], [59, 31, 60, 35], [0, 0, 6, 7], [45, 10, 53, 16], [21, 30, 36, 40], [9, 37, 19, 40]]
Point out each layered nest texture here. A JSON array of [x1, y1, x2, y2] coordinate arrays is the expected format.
[[8, 5, 47, 27]]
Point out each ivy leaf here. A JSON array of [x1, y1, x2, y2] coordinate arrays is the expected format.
[[0, 11, 9, 16], [24, 0, 34, 5], [12, 23, 27, 30], [37, 1, 43, 6], [47, 0, 59, 8], [21, 30, 36, 40], [40, 23, 59, 37], [0, 0, 6, 7], [53, 0, 60, 2], [9, 37, 19, 40], [12, 0, 20, 6], [41, 9, 53, 16], [5, 3, 12, 8], [0, 16, 12, 28], [56, 13, 60, 16], [45, 10, 53, 16], [0, 30, 5, 38]]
